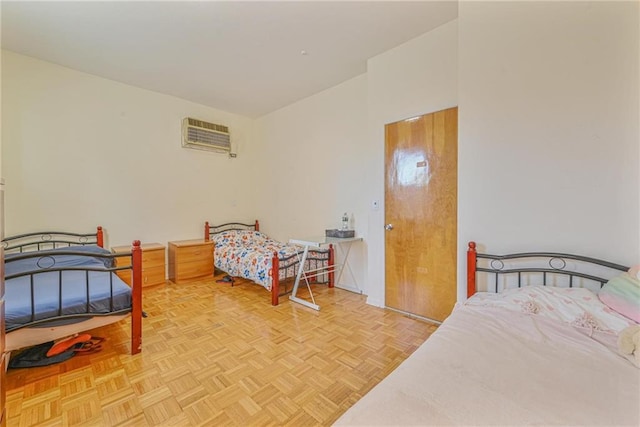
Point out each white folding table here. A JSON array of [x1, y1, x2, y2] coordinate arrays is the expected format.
[[288, 235, 363, 310]]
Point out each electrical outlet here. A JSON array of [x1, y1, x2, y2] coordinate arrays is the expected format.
[[372, 200, 379, 211]]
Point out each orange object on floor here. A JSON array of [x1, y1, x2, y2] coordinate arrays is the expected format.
[[46, 333, 92, 357], [73, 336, 105, 355]]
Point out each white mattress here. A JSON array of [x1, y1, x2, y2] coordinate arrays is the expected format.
[[5, 314, 129, 353]]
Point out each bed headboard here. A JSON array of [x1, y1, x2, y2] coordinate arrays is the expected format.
[[2, 226, 104, 254], [204, 220, 259, 241], [467, 241, 629, 298]]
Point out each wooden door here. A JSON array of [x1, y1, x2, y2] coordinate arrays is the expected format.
[[384, 107, 457, 322]]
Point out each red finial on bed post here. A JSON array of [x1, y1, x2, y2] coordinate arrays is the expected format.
[[271, 251, 279, 306], [255, 220, 260, 232], [96, 226, 104, 248], [131, 240, 142, 354], [328, 244, 335, 288], [205, 221, 210, 242], [467, 241, 477, 298]]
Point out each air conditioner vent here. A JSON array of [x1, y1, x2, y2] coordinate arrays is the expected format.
[[182, 117, 231, 152]]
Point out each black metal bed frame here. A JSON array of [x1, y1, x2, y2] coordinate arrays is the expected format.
[[3, 231, 135, 332], [3, 230, 99, 253], [208, 221, 259, 234], [205, 220, 332, 294], [468, 241, 629, 296]]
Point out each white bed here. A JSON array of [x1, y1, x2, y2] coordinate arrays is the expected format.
[[335, 243, 640, 426]]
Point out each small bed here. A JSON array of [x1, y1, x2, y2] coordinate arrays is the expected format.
[[3, 227, 143, 355], [205, 221, 335, 306], [335, 242, 640, 426]]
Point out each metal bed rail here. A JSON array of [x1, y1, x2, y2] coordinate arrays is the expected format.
[[4, 249, 134, 332], [467, 241, 629, 296]]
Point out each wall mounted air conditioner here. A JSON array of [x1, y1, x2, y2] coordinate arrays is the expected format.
[[182, 117, 231, 153]]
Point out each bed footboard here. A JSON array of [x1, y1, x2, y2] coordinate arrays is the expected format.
[[3, 234, 143, 355], [269, 246, 335, 306]]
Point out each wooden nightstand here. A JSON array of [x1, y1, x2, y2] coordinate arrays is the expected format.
[[112, 243, 166, 287], [168, 239, 214, 284]]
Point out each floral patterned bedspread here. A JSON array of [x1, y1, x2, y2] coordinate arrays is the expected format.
[[212, 230, 328, 290]]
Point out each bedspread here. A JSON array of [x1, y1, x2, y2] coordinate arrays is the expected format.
[[213, 230, 327, 290], [335, 288, 640, 426]]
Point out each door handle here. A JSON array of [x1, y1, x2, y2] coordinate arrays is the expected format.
[[384, 224, 394, 231]]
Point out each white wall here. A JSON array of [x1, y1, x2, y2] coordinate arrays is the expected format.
[[458, 1, 639, 300], [3, 0, 638, 308], [253, 75, 369, 290], [365, 20, 459, 306], [254, 1, 639, 308], [1, 50, 256, 247], [252, 19, 459, 301]]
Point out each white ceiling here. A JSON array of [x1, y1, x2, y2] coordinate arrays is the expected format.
[[1, 1, 457, 118]]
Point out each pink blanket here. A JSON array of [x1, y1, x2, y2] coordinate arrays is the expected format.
[[335, 304, 640, 426]]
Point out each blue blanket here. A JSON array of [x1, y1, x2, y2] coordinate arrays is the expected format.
[[4, 245, 132, 332]]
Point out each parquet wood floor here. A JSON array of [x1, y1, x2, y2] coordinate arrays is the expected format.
[[5, 274, 438, 426]]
